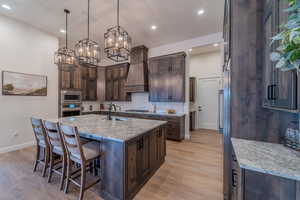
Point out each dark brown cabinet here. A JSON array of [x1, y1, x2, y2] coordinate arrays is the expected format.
[[149, 52, 186, 102], [81, 67, 97, 101], [60, 66, 82, 90], [126, 127, 166, 199], [105, 63, 131, 101], [262, 0, 297, 110], [190, 77, 196, 102]]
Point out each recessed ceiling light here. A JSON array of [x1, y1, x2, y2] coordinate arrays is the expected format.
[[189, 49, 193, 52], [60, 29, 66, 34], [151, 25, 157, 30], [197, 9, 205, 15], [2, 4, 11, 10], [213, 43, 219, 47]]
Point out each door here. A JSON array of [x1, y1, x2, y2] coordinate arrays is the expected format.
[[197, 77, 221, 130]]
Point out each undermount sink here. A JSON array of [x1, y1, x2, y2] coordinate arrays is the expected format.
[[112, 117, 129, 121], [125, 109, 149, 113]]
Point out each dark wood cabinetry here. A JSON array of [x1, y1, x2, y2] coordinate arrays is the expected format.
[[126, 127, 166, 199], [262, 0, 297, 110], [231, 151, 299, 200], [81, 67, 97, 101], [149, 52, 186, 102], [105, 63, 131, 101], [60, 66, 82, 90], [190, 77, 196, 102]]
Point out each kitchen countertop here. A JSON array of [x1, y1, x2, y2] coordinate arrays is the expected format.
[[46, 114, 167, 142], [83, 109, 186, 117], [231, 138, 300, 181]]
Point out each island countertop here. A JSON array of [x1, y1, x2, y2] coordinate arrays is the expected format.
[[231, 138, 300, 181], [46, 114, 167, 142]]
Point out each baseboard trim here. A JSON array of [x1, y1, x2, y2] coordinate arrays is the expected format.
[[0, 141, 35, 154]]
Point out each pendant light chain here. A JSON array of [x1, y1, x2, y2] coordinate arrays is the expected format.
[[88, 0, 90, 40], [65, 9, 68, 48], [117, 0, 120, 28]]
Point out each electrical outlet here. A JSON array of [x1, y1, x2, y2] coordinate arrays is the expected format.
[[13, 131, 19, 137]]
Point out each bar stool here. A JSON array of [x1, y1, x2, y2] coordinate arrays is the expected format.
[[30, 117, 49, 177], [59, 124, 102, 200], [43, 120, 67, 191]]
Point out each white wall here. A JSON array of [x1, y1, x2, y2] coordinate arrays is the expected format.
[[0, 15, 59, 153], [190, 51, 222, 78], [189, 50, 222, 130]]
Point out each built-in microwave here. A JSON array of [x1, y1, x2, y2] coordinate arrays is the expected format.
[[61, 90, 82, 103]]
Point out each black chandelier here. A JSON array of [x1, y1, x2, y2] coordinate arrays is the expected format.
[[104, 0, 132, 62], [54, 9, 76, 71], [75, 0, 100, 66]]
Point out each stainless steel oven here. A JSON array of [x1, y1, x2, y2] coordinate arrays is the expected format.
[[61, 90, 82, 103], [60, 90, 82, 117], [61, 103, 82, 117]]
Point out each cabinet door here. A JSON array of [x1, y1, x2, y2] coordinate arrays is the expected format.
[[263, 1, 276, 107], [88, 80, 97, 101], [81, 79, 88, 101], [170, 55, 185, 102], [149, 131, 158, 168], [273, 0, 297, 109], [157, 128, 166, 162], [113, 80, 119, 101], [61, 71, 71, 89], [106, 80, 113, 101], [149, 60, 159, 102], [140, 136, 150, 178], [73, 67, 82, 90], [88, 67, 97, 80], [127, 142, 138, 193], [157, 58, 171, 101]]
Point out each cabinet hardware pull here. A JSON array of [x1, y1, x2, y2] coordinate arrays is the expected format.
[[267, 85, 271, 100], [232, 169, 238, 188]]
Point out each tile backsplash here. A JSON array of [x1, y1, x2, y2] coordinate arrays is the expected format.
[[83, 93, 186, 114]]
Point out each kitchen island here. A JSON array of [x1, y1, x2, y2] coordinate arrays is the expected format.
[[48, 114, 168, 200]]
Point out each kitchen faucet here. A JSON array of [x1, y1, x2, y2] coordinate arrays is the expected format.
[[107, 103, 121, 120]]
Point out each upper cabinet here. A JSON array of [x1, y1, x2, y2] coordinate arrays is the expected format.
[[148, 52, 186, 102], [60, 65, 82, 90], [262, 0, 297, 110], [106, 63, 131, 101], [81, 67, 97, 101]]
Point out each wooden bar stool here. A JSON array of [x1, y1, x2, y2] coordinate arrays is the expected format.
[[30, 117, 50, 177], [59, 124, 102, 200], [43, 120, 67, 191]]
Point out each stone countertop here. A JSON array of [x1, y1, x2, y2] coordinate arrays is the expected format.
[[47, 114, 167, 142], [86, 110, 186, 117], [231, 138, 300, 181]]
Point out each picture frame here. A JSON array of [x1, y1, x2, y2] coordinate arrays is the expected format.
[[2, 71, 47, 96]]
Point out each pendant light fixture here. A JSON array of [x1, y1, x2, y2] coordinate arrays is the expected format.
[[54, 9, 76, 71], [104, 0, 132, 62], [75, 0, 101, 66]]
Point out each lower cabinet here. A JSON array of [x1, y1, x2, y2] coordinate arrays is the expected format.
[[126, 127, 166, 199], [231, 151, 300, 200]]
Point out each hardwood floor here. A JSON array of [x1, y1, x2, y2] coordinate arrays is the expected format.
[[0, 129, 223, 200]]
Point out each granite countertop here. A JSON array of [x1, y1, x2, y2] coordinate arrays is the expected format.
[[47, 114, 167, 142], [84, 109, 186, 117], [231, 138, 300, 181]]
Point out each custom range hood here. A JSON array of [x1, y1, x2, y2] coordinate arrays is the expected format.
[[125, 45, 149, 93]]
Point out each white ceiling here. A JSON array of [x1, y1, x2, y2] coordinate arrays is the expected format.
[[0, 0, 224, 48]]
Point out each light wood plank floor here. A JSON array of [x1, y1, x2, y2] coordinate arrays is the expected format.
[[0, 129, 223, 200]]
